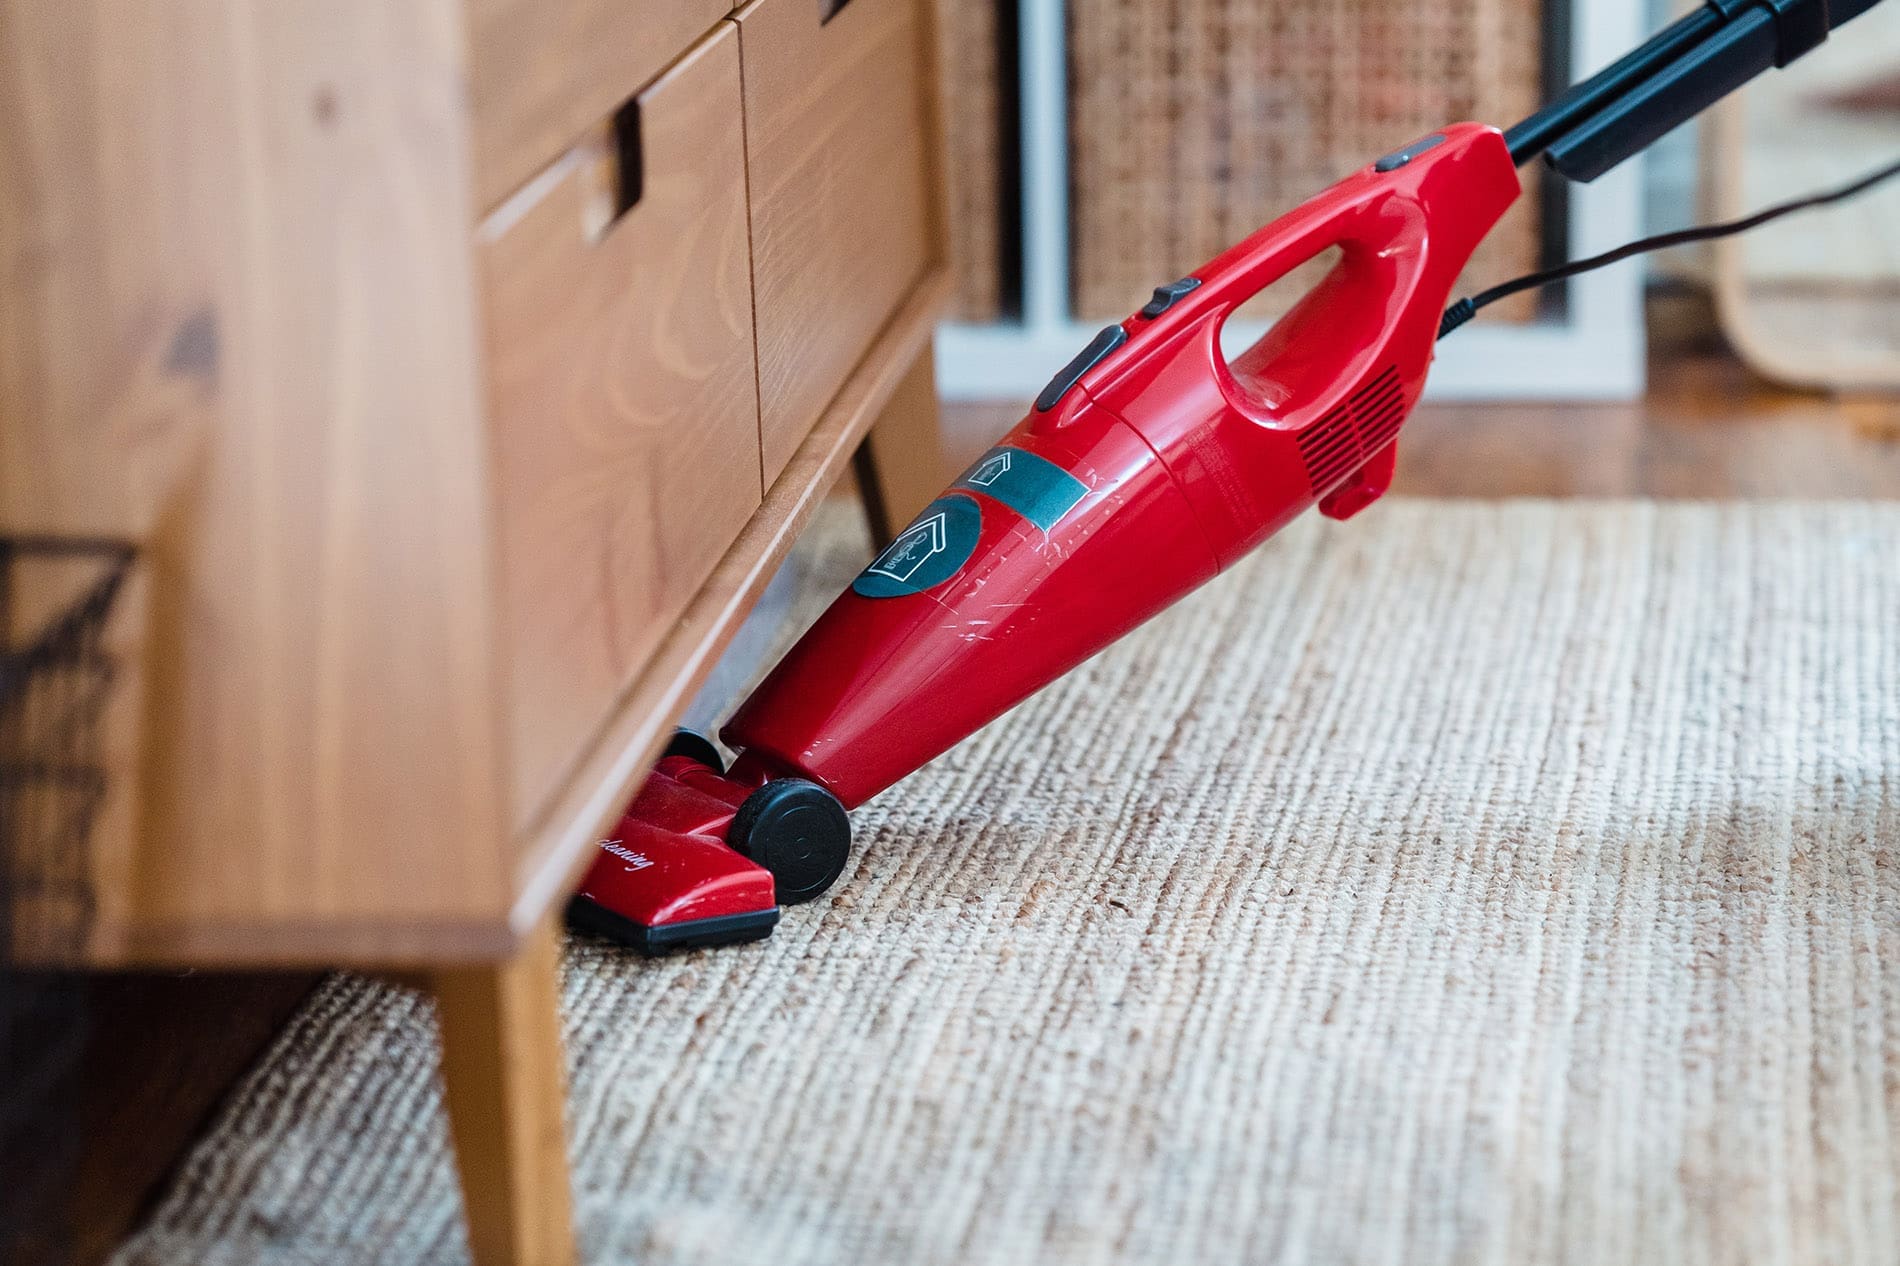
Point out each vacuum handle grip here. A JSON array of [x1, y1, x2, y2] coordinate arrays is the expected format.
[[1192, 183, 1429, 428], [1082, 126, 1518, 451], [1192, 189, 1417, 322]]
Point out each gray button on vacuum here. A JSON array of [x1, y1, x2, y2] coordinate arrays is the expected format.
[[1139, 277, 1202, 318], [1035, 325, 1128, 413], [1374, 133, 1448, 172]]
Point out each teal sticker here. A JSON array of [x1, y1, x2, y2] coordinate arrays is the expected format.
[[852, 495, 983, 598], [953, 446, 1089, 532]]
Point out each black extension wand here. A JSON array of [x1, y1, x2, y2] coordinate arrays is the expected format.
[[1439, 0, 1898, 336], [1507, 0, 1890, 177]]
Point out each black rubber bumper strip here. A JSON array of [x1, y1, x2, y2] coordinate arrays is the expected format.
[[565, 894, 780, 956]]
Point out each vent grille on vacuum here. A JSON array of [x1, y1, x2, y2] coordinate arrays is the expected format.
[[1295, 365, 1406, 495]]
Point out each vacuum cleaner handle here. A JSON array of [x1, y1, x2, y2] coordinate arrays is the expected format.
[[1200, 183, 1434, 430], [1088, 124, 1516, 442], [1082, 123, 1519, 537]]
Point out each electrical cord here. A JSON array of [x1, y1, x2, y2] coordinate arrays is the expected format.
[[1439, 153, 1900, 339]]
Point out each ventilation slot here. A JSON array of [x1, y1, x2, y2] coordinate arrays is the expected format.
[[1296, 404, 1359, 493], [1352, 367, 1406, 452], [1296, 365, 1406, 495]]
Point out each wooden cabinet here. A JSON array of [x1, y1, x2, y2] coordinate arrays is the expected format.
[[466, 0, 734, 212], [737, 0, 936, 483], [0, 1, 952, 1262], [0, 0, 947, 965], [2, 0, 514, 964], [482, 25, 761, 829]]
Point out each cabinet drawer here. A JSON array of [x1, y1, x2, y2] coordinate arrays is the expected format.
[[468, 0, 732, 212], [481, 24, 761, 829], [736, 0, 933, 485]]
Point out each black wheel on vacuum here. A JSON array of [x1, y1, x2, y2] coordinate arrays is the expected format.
[[663, 728, 725, 774], [728, 779, 851, 905]]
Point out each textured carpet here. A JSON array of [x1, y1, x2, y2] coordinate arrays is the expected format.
[[116, 500, 1900, 1266]]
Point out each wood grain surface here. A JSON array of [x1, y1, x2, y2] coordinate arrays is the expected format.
[[480, 25, 761, 837], [434, 918, 576, 1266], [2, 0, 513, 965], [466, 0, 731, 213], [736, 0, 935, 484]]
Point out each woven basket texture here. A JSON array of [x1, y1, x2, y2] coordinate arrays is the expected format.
[[934, 0, 1007, 319], [1069, 0, 1546, 322]]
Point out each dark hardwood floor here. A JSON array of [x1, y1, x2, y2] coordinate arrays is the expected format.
[[2, 969, 319, 1264]]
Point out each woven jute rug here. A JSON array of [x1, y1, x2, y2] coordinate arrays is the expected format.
[[116, 500, 1900, 1266]]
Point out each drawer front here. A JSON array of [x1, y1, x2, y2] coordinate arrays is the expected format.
[[468, 0, 732, 212], [482, 24, 761, 829], [737, 0, 933, 485]]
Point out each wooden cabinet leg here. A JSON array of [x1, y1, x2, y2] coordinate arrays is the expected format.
[[433, 919, 575, 1266], [855, 343, 949, 549]]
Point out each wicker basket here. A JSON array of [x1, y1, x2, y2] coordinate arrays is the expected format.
[[1068, 0, 1547, 321], [934, 0, 1010, 320], [1, 537, 132, 960]]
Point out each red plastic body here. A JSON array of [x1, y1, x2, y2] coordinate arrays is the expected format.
[[725, 124, 1521, 807], [572, 756, 774, 930], [575, 125, 1520, 944]]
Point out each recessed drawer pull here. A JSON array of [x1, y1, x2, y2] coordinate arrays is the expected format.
[[469, 0, 731, 212], [610, 97, 644, 222], [580, 97, 646, 243]]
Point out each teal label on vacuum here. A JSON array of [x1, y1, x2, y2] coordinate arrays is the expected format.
[[953, 447, 1089, 533], [853, 495, 983, 599]]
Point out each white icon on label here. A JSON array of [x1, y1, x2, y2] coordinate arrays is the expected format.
[[969, 451, 1012, 486], [868, 512, 948, 583]]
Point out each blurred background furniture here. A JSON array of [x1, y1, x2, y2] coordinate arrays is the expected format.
[[0, 0, 949, 1261], [930, 0, 1652, 400], [1709, 1, 1900, 390]]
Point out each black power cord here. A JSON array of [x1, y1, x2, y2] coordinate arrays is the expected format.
[[1439, 153, 1900, 340]]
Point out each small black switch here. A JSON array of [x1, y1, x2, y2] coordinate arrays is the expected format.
[[1373, 133, 1448, 173], [1139, 276, 1202, 318], [1035, 325, 1128, 413]]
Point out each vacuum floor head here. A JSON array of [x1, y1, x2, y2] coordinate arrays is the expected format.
[[568, 737, 850, 954]]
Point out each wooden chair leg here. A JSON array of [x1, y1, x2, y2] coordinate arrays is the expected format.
[[855, 343, 949, 550], [433, 918, 575, 1266]]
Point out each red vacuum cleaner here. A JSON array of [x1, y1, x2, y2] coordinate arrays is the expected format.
[[570, 0, 1898, 953]]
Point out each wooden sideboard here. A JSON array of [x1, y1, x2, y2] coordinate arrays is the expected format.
[[1, 0, 950, 1260]]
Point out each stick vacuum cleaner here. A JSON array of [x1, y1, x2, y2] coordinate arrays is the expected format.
[[570, 0, 1898, 953]]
